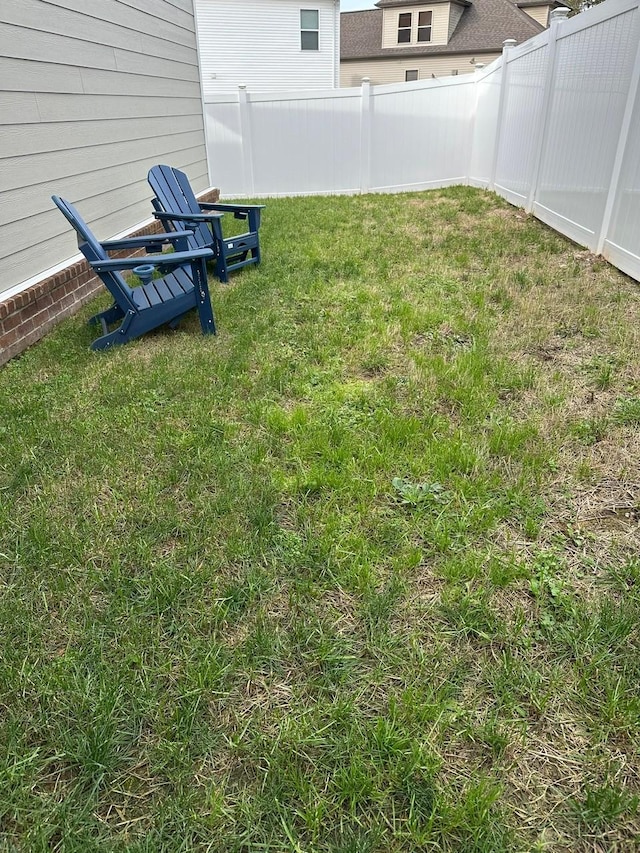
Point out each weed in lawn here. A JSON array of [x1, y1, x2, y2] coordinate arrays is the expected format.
[[612, 395, 640, 425], [582, 354, 621, 390], [572, 783, 639, 831], [571, 415, 609, 445]]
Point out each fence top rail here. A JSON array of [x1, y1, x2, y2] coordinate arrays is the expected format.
[[204, 93, 242, 104], [474, 56, 503, 80], [371, 74, 476, 96], [204, 73, 478, 105], [557, 0, 640, 39], [204, 86, 362, 105], [247, 87, 363, 103], [504, 29, 550, 63]]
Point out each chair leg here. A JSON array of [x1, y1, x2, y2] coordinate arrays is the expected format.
[[88, 302, 125, 329], [193, 258, 216, 334], [215, 251, 229, 284], [90, 310, 138, 350], [90, 328, 128, 351]]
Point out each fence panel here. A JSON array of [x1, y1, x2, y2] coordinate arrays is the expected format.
[[204, 96, 245, 196], [494, 41, 549, 206], [368, 78, 476, 192], [248, 89, 362, 196], [205, 78, 478, 199], [469, 64, 502, 187], [533, 1, 640, 248], [602, 55, 640, 278]]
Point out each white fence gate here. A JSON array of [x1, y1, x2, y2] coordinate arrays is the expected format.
[[204, 0, 640, 281]]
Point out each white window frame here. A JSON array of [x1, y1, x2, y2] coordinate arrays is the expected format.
[[397, 12, 412, 44], [301, 9, 320, 51], [417, 10, 433, 43]]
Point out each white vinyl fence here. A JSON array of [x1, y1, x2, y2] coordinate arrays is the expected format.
[[204, 76, 477, 197], [204, 0, 640, 281], [488, 0, 640, 281]]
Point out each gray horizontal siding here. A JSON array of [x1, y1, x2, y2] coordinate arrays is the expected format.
[[1, 22, 200, 80], [3, 0, 197, 55], [1, 115, 204, 159], [0, 58, 202, 98], [3, 157, 208, 290], [0, 137, 206, 223], [0, 0, 209, 296]]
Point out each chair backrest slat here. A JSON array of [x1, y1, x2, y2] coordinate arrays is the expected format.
[[148, 165, 211, 250], [52, 196, 135, 310]]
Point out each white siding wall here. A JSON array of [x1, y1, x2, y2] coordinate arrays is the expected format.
[[0, 0, 209, 297], [194, 0, 339, 96]]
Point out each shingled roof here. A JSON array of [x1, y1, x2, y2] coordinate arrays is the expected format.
[[341, 0, 546, 60]]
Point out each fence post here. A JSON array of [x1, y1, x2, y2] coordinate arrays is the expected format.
[[360, 77, 372, 194], [238, 84, 255, 197], [596, 30, 640, 254], [489, 39, 517, 190], [525, 7, 569, 213]]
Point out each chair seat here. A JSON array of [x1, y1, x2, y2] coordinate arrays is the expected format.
[[132, 267, 193, 310]]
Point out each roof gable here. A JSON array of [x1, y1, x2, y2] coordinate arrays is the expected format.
[[341, 0, 546, 60]]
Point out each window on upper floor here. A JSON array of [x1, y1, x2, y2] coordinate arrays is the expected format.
[[405, 69, 419, 81], [417, 11, 432, 42], [397, 13, 412, 44], [301, 9, 319, 50]]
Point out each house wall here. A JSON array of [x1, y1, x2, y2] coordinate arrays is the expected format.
[[340, 52, 500, 86], [382, 4, 450, 47], [521, 5, 550, 26], [0, 0, 210, 299], [194, 0, 340, 96]]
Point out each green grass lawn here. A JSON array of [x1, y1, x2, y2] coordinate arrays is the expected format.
[[1, 187, 639, 852]]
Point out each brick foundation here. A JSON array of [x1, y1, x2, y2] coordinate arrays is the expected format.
[[0, 188, 220, 367]]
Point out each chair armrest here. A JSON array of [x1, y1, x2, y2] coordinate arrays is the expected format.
[[101, 231, 194, 250], [199, 203, 265, 212], [153, 211, 224, 223], [200, 203, 264, 229], [92, 248, 214, 272]]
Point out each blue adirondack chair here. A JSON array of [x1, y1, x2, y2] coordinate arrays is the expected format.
[[148, 165, 265, 283], [52, 196, 216, 350]]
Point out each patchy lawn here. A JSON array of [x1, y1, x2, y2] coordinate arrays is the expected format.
[[1, 187, 639, 852]]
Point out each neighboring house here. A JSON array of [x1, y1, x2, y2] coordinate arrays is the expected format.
[[340, 0, 565, 86], [194, 0, 341, 96]]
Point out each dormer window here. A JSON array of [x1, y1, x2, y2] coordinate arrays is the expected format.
[[417, 11, 432, 42], [397, 13, 412, 44]]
